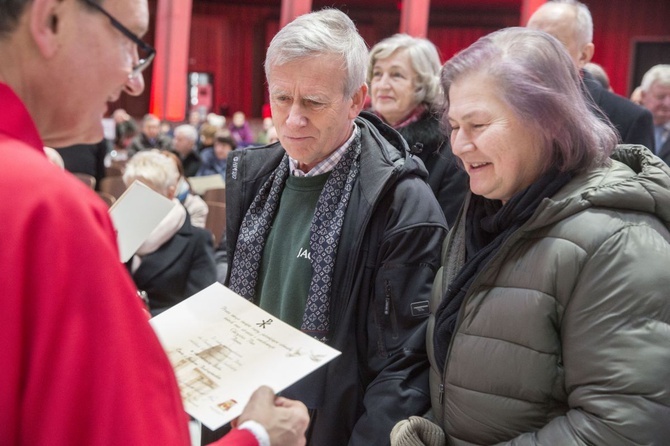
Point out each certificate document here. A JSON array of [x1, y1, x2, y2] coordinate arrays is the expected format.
[[150, 282, 341, 430]]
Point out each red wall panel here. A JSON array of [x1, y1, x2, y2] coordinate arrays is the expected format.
[[185, 0, 669, 118], [589, 0, 670, 97]]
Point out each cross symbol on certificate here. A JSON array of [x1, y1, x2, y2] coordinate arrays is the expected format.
[[257, 319, 273, 329]]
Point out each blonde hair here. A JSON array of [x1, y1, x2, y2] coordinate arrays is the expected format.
[[123, 151, 179, 196]]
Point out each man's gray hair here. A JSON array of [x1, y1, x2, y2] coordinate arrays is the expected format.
[[641, 64, 670, 92], [142, 114, 161, 125], [264, 8, 368, 98], [173, 124, 199, 142]]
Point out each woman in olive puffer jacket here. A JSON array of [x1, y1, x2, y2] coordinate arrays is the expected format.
[[393, 28, 670, 446]]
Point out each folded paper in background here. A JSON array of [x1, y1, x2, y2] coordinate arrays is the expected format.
[[108, 180, 176, 263], [187, 174, 225, 195], [150, 282, 341, 431]]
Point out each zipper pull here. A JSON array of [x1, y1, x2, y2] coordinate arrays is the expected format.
[[439, 383, 444, 405], [384, 281, 391, 316]]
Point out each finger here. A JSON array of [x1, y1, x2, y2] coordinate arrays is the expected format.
[[274, 397, 307, 412], [247, 386, 276, 406]]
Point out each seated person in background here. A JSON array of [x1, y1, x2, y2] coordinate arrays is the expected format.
[[171, 124, 202, 177], [56, 138, 110, 189], [368, 33, 468, 227], [229, 111, 254, 148], [199, 122, 223, 155], [123, 151, 217, 316], [255, 116, 277, 145], [196, 134, 236, 179], [188, 109, 205, 130], [207, 112, 227, 129], [160, 150, 209, 228], [160, 119, 174, 139], [128, 113, 172, 156], [113, 114, 139, 155], [266, 125, 279, 145]]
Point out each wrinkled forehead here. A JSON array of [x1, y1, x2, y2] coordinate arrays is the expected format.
[[268, 56, 348, 96]]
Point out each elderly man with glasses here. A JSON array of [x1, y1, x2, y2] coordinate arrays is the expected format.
[[0, 1, 308, 445]]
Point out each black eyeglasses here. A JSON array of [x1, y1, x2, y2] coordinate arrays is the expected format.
[[83, 0, 156, 79]]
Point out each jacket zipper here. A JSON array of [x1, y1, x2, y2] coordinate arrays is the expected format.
[[384, 280, 399, 339]]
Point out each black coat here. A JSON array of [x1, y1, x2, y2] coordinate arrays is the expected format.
[[174, 149, 202, 178], [127, 133, 172, 156], [657, 137, 670, 166], [582, 70, 655, 152], [396, 111, 469, 228], [57, 139, 109, 189], [130, 215, 217, 316], [223, 112, 447, 446]]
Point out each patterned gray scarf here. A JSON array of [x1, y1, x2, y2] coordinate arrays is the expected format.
[[229, 135, 361, 341]]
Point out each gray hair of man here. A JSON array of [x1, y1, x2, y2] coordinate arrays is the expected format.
[[123, 150, 180, 197], [640, 64, 670, 92], [441, 27, 616, 174], [367, 33, 443, 110], [142, 114, 161, 125], [584, 62, 610, 90], [539, 0, 593, 46], [264, 8, 368, 98], [173, 124, 199, 142]]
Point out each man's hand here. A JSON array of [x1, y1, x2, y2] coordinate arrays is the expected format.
[[237, 386, 309, 446]]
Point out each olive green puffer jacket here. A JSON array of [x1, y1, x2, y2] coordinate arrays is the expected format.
[[428, 145, 670, 445]]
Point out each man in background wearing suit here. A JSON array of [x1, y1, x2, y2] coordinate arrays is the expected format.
[[528, 0, 655, 152], [640, 65, 670, 165]]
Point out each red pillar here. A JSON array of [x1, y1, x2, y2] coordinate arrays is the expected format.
[[149, 0, 193, 122], [399, 0, 431, 38], [280, 0, 313, 28], [520, 0, 547, 26]]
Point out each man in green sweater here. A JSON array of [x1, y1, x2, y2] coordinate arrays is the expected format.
[[225, 8, 448, 446]]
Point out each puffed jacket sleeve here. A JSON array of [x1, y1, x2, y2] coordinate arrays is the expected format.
[[503, 221, 670, 445]]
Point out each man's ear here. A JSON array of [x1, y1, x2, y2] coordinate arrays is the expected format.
[[639, 89, 648, 104], [29, 0, 64, 58], [577, 42, 595, 69], [166, 185, 177, 200], [349, 84, 368, 119]]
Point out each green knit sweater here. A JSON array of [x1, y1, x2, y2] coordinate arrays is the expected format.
[[256, 172, 330, 328]]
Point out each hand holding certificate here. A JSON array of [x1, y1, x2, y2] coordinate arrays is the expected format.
[[150, 283, 341, 431]]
